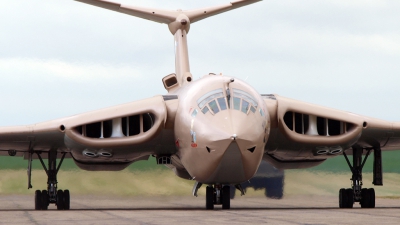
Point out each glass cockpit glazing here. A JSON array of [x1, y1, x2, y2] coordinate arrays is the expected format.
[[197, 88, 263, 116]]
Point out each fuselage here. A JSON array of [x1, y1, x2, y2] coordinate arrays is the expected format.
[[173, 74, 270, 184]]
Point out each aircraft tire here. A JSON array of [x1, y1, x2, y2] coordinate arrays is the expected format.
[[206, 186, 214, 210], [35, 190, 42, 210], [339, 188, 346, 208], [222, 186, 230, 209], [41, 190, 49, 210], [57, 190, 65, 210], [63, 190, 70, 210], [368, 188, 375, 208], [345, 188, 354, 208], [360, 188, 370, 208]]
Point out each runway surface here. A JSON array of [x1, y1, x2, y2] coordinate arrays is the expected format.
[[1, 195, 399, 225]]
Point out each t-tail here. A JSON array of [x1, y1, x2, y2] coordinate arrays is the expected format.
[[75, 0, 261, 90]]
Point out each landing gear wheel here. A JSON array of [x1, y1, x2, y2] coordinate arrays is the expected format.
[[361, 188, 375, 208], [339, 188, 354, 208], [32, 151, 69, 210], [41, 190, 49, 210], [57, 190, 65, 210], [35, 190, 42, 210], [222, 186, 230, 209], [206, 186, 214, 210], [339, 188, 346, 208], [368, 188, 375, 208], [360, 188, 369, 208], [63, 190, 70, 210], [341, 147, 377, 209], [345, 188, 354, 208]]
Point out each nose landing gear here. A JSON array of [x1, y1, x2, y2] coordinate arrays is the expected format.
[[206, 184, 231, 209]]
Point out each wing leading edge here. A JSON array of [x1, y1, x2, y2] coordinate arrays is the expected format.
[[0, 95, 178, 169], [263, 94, 400, 169]]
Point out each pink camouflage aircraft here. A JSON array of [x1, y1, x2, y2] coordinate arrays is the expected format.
[[0, 0, 398, 210]]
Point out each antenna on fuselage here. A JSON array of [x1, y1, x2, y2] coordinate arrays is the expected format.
[[75, 0, 262, 88]]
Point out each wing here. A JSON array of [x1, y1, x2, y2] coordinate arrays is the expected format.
[[262, 94, 400, 169], [0, 95, 178, 170]]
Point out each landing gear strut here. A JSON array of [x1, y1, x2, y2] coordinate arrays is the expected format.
[[339, 146, 381, 208], [205, 184, 230, 209], [31, 151, 70, 210]]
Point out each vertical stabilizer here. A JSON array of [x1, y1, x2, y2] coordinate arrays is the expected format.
[[75, 0, 262, 88]]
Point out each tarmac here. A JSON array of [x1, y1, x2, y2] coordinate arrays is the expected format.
[[0, 195, 399, 225]]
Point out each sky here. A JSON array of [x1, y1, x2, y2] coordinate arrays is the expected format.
[[0, 0, 399, 126]]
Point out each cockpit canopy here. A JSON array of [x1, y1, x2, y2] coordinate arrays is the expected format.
[[196, 88, 263, 116]]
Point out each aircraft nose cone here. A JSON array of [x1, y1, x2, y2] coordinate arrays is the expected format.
[[203, 141, 247, 184], [231, 134, 237, 140]]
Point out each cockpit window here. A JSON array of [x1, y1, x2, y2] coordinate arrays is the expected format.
[[217, 97, 227, 110], [191, 109, 198, 118], [208, 100, 220, 114], [233, 97, 241, 110], [241, 100, 249, 113], [259, 108, 265, 117], [233, 89, 258, 108], [201, 106, 209, 114], [197, 89, 224, 109], [198, 89, 228, 115], [232, 89, 258, 114], [197, 88, 259, 116]]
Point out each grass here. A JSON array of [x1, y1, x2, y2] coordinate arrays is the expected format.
[[1, 170, 400, 198], [1, 150, 400, 172], [0, 150, 399, 197], [0, 156, 164, 171], [0, 169, 197, 196]]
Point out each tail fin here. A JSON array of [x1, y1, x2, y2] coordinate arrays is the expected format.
[[75, 0, 262, 89]]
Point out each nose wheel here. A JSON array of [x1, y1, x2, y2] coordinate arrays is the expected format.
[[206, 184, 230, 209]]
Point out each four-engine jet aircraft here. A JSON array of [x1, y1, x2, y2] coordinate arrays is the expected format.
[[0, 0, 399, 210]]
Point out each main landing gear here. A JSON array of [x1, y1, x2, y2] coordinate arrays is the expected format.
[[339, 146, 382, 208], [29, 150, 70, 210]]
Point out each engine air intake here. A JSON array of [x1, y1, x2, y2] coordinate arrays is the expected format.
[[75, 113, 155, 139], [283, 111, 355, 136]]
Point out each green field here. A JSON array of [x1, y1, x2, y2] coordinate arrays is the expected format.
[[0, 155, 164, 171], [0, 150, 399, 173], [0, 151, 399, 197]]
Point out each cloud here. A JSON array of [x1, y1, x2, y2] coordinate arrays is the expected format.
[[0, 58, 142, 82]]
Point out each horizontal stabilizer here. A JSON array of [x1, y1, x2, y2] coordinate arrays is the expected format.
[[75, 0, 262, 24], [75, 0, 177, 24], [186, 0, 262, 23]]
